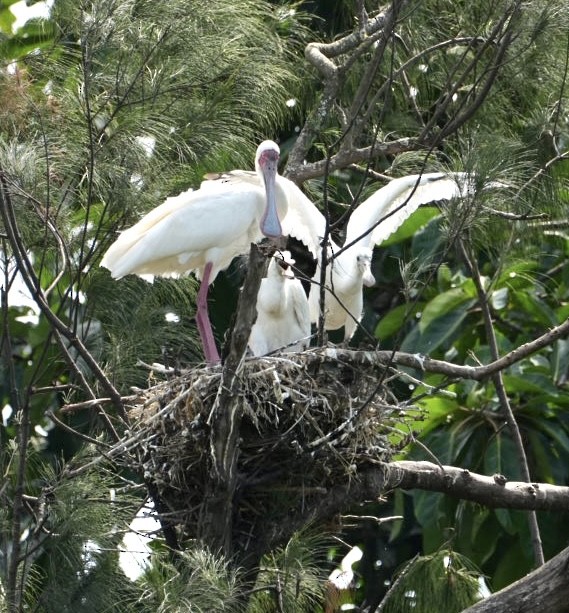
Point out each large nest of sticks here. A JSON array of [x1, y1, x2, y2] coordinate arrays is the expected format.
[[121, 349, 414, 548]]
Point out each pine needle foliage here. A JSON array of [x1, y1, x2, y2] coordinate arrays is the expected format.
[[380, 550, 484, 613], [248, 531, 329, 613], [1, 0, 311, 391], [133, 547, 243, 613], [3, 455, 142, 612]]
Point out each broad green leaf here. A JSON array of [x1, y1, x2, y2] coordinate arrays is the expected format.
[[419, 281, 477, 332], [381, 207, 440, 246], [375, 302, 423, 340], [411, 215, 444, 260], [492, 540, 530, 590], [555, 306, 569, 322], [494, 508, 515, 535], [484, 435, 521, 481], [502, 374, 552, 396], [530, 420, 569, 458], [525, 430, 555, 483], [0, 3, 16, 34], [496, 260, 538, 290], [552, 339, 569, 384], [511, 289, 557, 326], [403, 300, 476, 354], [413, 490, 443, 529]]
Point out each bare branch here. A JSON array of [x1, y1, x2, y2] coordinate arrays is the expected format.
[[463, 544, 569, 613], [258, 460, 569, 557], [381, 461, 569, 511], [460, 240, 544, 566], [287, 137, 424, 183], [0, 171, 126, 426], [304, 314, 569, 379]]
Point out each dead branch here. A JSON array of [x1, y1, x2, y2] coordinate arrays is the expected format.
[[200, 243, 269, 554], [304, 314, 569, 379]]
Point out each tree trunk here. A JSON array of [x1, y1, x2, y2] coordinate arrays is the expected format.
[[463, 545, 569, 613]]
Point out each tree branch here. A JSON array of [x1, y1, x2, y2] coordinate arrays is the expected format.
[[286, 138, 424, 183], [257, 460, 569, 558], [201, 243, 269, 554], [0, 171, 126, 426], [463, 543, 569, 612], [303, 314, 569, 380]]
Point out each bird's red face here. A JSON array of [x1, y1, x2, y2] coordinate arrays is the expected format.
[[258, 147, 279, 169]]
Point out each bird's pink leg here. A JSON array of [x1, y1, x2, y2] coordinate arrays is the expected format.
[[196, 262, 221, 365]]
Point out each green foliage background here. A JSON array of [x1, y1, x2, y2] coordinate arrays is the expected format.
[[1, 0, 569, 611]]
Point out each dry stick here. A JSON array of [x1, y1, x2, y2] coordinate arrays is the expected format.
[[203, 243, 269, 554], [312, 5, 407, 344], [460, 240, 544, 567], [0, 172, 126, 427]]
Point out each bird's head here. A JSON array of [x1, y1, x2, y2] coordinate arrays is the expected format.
[[356, 248, 375, 287], [255, 140, 280, 174], [272, 250, 295, 279]]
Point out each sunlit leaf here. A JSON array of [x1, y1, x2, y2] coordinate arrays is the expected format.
[[403, 300, 477, 354]]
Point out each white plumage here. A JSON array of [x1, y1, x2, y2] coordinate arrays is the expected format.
[[248, 251, 311, 357], [309, 172, 500, 340], [100, 140, 319, 365]]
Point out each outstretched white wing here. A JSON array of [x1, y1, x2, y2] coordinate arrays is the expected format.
[[345, 172, 478, 249]]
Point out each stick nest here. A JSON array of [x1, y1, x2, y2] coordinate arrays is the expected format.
[[121, 350, 415, 546]]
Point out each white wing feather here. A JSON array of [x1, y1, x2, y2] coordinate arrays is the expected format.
[[276, 176, 325, 258], [200, 172, 325, 258], [345, 172, 475, 249], [100, 182, 265, 280]]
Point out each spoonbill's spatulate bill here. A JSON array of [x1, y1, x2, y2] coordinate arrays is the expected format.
[[309, 172, 502, 340], [101, 140, 315, 365], [248, 251, 311, 357]]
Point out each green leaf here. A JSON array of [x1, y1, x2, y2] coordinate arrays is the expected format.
[[419, 281, 477, 332], [437, 263, 452, 291], [375, 301, 423, 340], [496, 260, 538, 290], [491, 540, 530, 590], [411, 215, 444, 260], [381, 207, 440, 246], [0, 3, 16, 35], [511, 289, 557, 326], [403, 300, 477, 354], [552, 339, 569, 384], [555, 305, 569, 322]]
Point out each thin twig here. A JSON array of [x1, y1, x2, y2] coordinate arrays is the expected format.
[[460, 240, 544, 567]]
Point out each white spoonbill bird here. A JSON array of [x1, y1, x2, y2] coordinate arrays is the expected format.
[[248, 251, 311, 357], [100, 140, 321, 365], [309, 172, 500, 340]]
